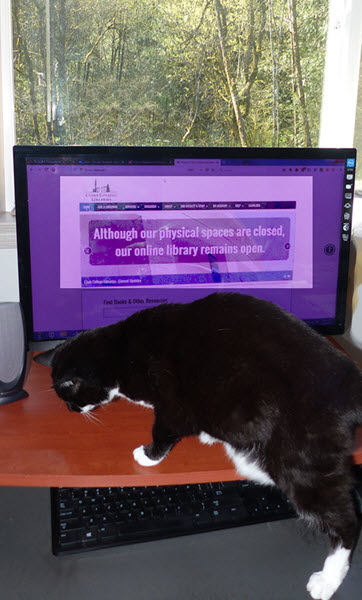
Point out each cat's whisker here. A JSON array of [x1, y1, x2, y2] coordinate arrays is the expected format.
[[93, 414, 105, 427], [82, 409, 104, 428], [86, 411, 98, 423], [83, 410, 94, 422], [82, 412, 94, 425]]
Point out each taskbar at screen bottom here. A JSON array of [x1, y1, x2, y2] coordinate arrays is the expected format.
[[81, 270, 293, 287], [32, 317, 336, 343]]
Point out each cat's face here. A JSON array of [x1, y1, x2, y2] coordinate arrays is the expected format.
[[52, 373, 109, 413], [39, 335, 113, 413]]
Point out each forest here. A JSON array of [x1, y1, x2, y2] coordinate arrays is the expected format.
[[12, 0, 329, 148]]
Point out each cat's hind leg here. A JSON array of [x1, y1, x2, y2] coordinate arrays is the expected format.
[[291, 482, 361, 600], [306, 544, 352, 600]]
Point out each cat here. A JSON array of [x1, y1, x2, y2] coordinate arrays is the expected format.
[[36, 291, 362, 600]]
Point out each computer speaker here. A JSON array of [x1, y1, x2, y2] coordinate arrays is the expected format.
[[0, 302, 29, 406]]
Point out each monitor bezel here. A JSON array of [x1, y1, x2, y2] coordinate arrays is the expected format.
[[14, 145, 356, 349]]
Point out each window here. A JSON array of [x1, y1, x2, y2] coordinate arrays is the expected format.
[[0, 0, 15, 213], [354, 53, 362, 202], [12, 0, 329, 147], [1, 0, 362, 213]]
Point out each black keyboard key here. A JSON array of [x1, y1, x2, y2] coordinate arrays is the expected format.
[[81, 527, 98, 544], [193, 510, 212, 526], [59, 508, 79, 519], [211, 508, 232, 523], [59, 528, 82, 547], [59, 499, 73, 510], [60, 517, 82, 531], [100, 524, 118, 540]]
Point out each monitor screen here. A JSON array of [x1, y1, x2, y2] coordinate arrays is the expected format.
[[14, 145, 356, 349]]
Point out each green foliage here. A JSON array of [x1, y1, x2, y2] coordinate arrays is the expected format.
[[12, 0, 329, 147]]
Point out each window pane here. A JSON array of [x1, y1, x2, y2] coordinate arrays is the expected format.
[[12, 0, 329, 147], [353, 50, 362, 211]]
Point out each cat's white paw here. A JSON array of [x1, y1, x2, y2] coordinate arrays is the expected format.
[[306, 571, 339, 600], [133, 445, 162, 467], [307, 546, 350, 600], [199, 431, 219, 445]]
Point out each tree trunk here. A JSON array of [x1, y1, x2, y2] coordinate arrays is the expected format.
[[12, 0, 42, 143], [182, 68, 202, 143], [239, 0, 267, 124], [214, 0, 248, 146], [268, 0, 277, 146], [118, 23, 127, 84], [268, 0, 287, 146], [53, 0, 67, 143], [288, 0, 311, 146]]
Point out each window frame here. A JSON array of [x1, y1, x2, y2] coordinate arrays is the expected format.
[[0, 0, 16, 213], [0, 0, 361, 214], [319, 0, 362, 148]]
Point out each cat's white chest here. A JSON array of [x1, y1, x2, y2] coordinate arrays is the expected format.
[[199, 432, 274, 487], [105, 387, 153, 409], [223, 443, 274, 486]]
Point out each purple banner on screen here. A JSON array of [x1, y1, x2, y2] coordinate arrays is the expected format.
[[88, 218, 291, 266]]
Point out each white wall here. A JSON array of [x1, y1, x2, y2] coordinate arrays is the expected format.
[[319, 0, 362, 147], [0, 249, 19, 302], [0, 0, 15, 212]]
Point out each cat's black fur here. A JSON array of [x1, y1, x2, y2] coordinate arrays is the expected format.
[[39, 292, 362, 598]]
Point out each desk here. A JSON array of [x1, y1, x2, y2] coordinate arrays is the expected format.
[[1, 359, 362, 600], [1, 358, 362, 487]]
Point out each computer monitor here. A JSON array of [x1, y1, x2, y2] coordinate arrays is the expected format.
[[14, 145, 356, 350]]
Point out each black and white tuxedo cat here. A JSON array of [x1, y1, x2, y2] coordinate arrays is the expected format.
[[37, 292, 362, 600]]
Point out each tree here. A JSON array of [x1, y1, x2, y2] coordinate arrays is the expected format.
[[288, 0, 311, 146], [214, 0, 248, 146], [12, 0, 329, 148]]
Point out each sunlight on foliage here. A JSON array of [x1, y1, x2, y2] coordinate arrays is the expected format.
[[12, 0, 329, 147]]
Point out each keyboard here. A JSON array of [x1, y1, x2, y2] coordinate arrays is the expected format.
[[51, 465, 362, 556], [51, 480, 296, 555]]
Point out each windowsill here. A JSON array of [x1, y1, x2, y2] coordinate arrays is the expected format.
[[0, 211, 16, 249]]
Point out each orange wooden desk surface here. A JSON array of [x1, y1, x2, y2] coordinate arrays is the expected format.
[[0, 358, 361, 488]]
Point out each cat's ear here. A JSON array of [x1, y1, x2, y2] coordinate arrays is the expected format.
[[58, 378, 82, 394], [33, 346, 60, 367]]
